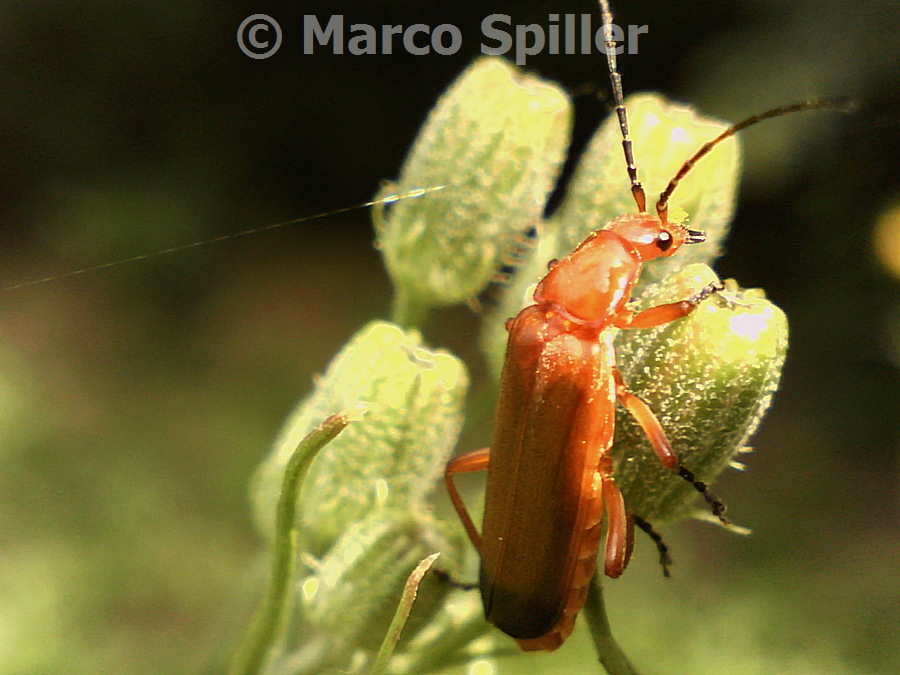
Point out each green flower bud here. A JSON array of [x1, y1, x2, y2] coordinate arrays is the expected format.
[[612, 263, 789, 523], [251, 321, 468, 555], [374, 57, 571, 326], [302, 512, 461, 656]]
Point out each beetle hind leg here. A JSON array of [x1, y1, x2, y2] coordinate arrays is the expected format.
[[632, 514, 673, 577]]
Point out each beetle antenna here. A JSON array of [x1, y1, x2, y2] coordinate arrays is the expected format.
[[655, 97, 856, 223], [598, 0, 646, 213]]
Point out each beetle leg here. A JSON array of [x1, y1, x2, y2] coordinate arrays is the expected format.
[[431, 568, 479, 591], [632, 514, 673, 577], [613, 367, 677, 469], [444, 449, 490, 552], [613, 367, 730, 524], [676, 464, 730, 524], [601, 475, 631, 578], [613, 280, 724, 329]]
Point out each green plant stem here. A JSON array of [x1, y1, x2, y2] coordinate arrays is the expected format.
[[230, 412, 354, 675], [584, 575, 640, 675], [391, 287, 429, 329]]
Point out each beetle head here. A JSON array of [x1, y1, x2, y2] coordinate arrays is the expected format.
[[608, 213, 705, 263]]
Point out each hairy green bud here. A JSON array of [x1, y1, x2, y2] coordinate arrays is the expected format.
[[374, 57, 571, 326]]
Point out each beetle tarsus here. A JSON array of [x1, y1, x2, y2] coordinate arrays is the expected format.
[[677, 466, 731, 525], [689, 280, 726, 306], [432, 567, 478, 591], [632, 515, 673, 577]]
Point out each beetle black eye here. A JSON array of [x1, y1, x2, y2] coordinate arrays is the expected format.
[[657, 231, 673, 251]]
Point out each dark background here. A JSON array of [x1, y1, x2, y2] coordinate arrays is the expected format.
[[0, 0, 896, 672]]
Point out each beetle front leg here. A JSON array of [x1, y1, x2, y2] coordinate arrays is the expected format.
[[613, 280, 724, 329]]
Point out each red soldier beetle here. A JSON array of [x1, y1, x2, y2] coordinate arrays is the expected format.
[[443, 0, 850, 653]]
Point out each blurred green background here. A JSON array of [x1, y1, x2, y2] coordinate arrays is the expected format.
[[0, 0, 896, 673]]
